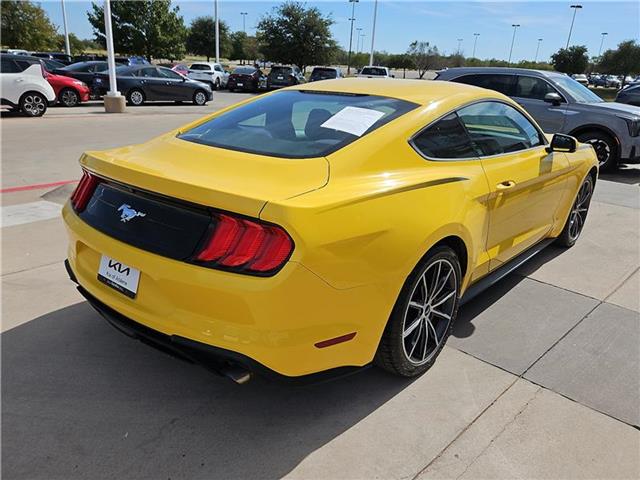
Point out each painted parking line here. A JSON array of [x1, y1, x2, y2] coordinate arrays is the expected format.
[[1, 201, 62, 228], [0, 180, 78, 194]]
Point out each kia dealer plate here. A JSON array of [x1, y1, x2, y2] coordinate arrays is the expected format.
[[98, 255, 140, 298], [237, 82, 243, 86]]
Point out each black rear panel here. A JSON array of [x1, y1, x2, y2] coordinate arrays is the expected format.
[[80, 182, 211, 260]]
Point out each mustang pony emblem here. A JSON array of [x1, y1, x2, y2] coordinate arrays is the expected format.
[[117, 204, 146, 223]]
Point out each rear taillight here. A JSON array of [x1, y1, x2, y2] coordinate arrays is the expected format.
[[194, 213, 293, 275], [70, 171, 100, 212]]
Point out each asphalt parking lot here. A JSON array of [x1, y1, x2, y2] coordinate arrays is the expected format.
[[2, 92, 639, 479]]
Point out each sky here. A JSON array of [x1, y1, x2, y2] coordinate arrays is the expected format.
[[40, 1, 640, 62]]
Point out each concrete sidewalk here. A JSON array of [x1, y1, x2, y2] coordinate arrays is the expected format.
[[2, 93, 639, 479]]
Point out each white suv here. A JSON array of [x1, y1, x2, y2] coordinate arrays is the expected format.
[[187, 62, 229, 90], [1, 54, 56, 117]]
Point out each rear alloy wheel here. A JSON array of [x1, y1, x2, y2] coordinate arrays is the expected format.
[[60, 88, 79, 107], [556, 175, 594, 247], [193, 90, 208, 106], [577, 131, 618, 172], [376, 246, 461, 377], [127, 89, 145, 106], [20, 92, 47, 117]]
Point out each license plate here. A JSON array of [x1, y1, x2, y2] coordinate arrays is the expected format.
[[98, 255, 140, 299], [277, 76, 284, 80], [237, 82, 243, 86]]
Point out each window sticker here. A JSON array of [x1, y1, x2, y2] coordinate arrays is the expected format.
[[320, 106, 385, 137]]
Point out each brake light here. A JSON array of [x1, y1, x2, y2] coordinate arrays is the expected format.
[[70, 171, 100, 212], [194, 213, 293, 275]]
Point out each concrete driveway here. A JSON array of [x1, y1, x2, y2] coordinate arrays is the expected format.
[[2, 92, 639, 479]]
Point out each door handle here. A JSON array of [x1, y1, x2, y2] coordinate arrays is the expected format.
[[496, 180, 516, 191], [15, 78, 24, 82]]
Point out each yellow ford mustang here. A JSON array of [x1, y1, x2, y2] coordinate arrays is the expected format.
[[63, 79, 597, 383]]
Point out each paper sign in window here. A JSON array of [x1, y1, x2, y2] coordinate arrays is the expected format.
[[320, 106, 385, 137]]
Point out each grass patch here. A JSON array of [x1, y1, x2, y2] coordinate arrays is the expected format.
[[589, 87, 618, 102]]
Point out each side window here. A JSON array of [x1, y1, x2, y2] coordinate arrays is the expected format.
[[139, 67, 159, 78], [14, 59, 39, 72], [458, 101, 543, 156], [158, 68, 182, 79], [412, 113, 477, 160], [1, 58, 21, 73], [514, 76, 558, 100], [214, 65, 223, 72], [453, 74, 516, 96]]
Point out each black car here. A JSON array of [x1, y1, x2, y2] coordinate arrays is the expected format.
[[93, 65, 213, 106], [267, 65, 305, 89], [31, 52, 73, 65], [53, 61, 112, 89], [227, 66, 263, 92], [616, 85, 640, 107], [309, 66, 344, 82]]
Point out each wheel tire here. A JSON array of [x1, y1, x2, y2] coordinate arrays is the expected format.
[[555, 174, 595, 248], [375, 246, 461, 377], [193, 90, 208, 106], [215, 78, 221, 90], [19, 92, 47, 117], [59, 88, 79, 107], [576, 130, 618, 172], [127, 89, 145, 106]]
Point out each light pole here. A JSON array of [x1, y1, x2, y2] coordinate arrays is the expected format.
[[360, 33, 367, 55], [61, 0, 70, 56], [240, 12, 248, 34], [472, 33, 480, 58], [214, 0, 220, 63], [566, 4, 582, 49], [356, 27, 363, 53], [534, 38, 543, 63], [457, 38, 463, 55], [369, 0, 378, 66], [347, 0, 359, 74], [508, 24, 520, 64], [598, 32, 608, 57]]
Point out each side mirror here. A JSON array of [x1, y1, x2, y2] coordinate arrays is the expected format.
[[544, 92, 563, 106], [546, 133, 577, 153]]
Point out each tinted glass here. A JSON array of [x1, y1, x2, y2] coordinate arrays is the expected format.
[[138, 67, 159, 78], [270, 67, 292, 75], [0, 58, 21, 73], [361, 67, 387, 76], [233, 67, 256, 74], [158, 68, 182, 79], [42, 59, 64, 70], [412, 113, 477, 159], [214, 65, 223, 72], [551, 75, 604, 103], [178, 90, 417, 158], [65, 62, 94, 72], [514, 76, 557, 100], [311, 68, 338, 80], [190, 64, 211, 71], [453, 74, 516, 96], [458, 101, 543, 156], [14, 59, 40, 71]]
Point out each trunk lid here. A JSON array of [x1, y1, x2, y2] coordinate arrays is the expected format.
[[80, 133, 329, 217]]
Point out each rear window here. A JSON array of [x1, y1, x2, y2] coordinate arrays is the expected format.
[[233, 67, 256, 74], [190, 64, 211, 71], [311, 68, 338, 80], [270, 66, 292, 75], [361, 67, 387, 76], [178, 90, 417, 158], [453, 74, 516, 96]]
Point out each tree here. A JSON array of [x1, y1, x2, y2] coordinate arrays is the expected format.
[[387, 54, 413, 78], [1, 0, 58, 51], [407, 41, 440, 79], [55, 33, 93, 55], [550, 45, 589, 74], [243, 36, 260, 63], [229, 31, 247, 63], [598, 40, 640, 86], [186, 16, 230, 61], [87, 1, 186, 61], [256, 2, 337, 71]]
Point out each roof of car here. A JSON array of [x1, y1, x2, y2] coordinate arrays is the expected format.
[[436, 67, 565, 78], [294, 78, 506, 106]]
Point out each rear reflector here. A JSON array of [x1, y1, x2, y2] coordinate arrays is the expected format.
[[70, 171, 100, 212], [194, 213, 293, 275], [314, 332, 357, 349]]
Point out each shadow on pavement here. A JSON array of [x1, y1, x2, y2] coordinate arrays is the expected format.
[[600, 165, 640, 185], [1, 302, 413, 480]]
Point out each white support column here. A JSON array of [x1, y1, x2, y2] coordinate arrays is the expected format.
[[215, 0, 220, 63], [103, 0, 125, 112]]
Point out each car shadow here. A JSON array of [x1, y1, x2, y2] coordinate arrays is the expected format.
[[600, 165, 640, 185], [453, 244, 567, 340], [1, 302, 414, 479]]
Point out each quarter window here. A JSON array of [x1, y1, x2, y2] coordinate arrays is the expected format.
[[412, 113, 477, 159], [453, 74, 516, 96], [0, 58, 21, 73], [514, 76, 558, 100], [457, 101, 543, 156]]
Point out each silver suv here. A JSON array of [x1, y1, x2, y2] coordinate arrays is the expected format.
[[435, 67, 640, 170]]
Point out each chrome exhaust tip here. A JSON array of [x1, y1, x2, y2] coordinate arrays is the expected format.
[[220, 365, 252, 384]]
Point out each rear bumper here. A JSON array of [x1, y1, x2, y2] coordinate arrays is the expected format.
[[62, 203, 386, 378]]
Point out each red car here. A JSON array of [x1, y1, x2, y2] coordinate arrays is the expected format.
[[46, 71, 90, 107], [171, 63, 189, 76]]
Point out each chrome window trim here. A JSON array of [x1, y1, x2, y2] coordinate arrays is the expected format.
[[408, 98, 549, 163]]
